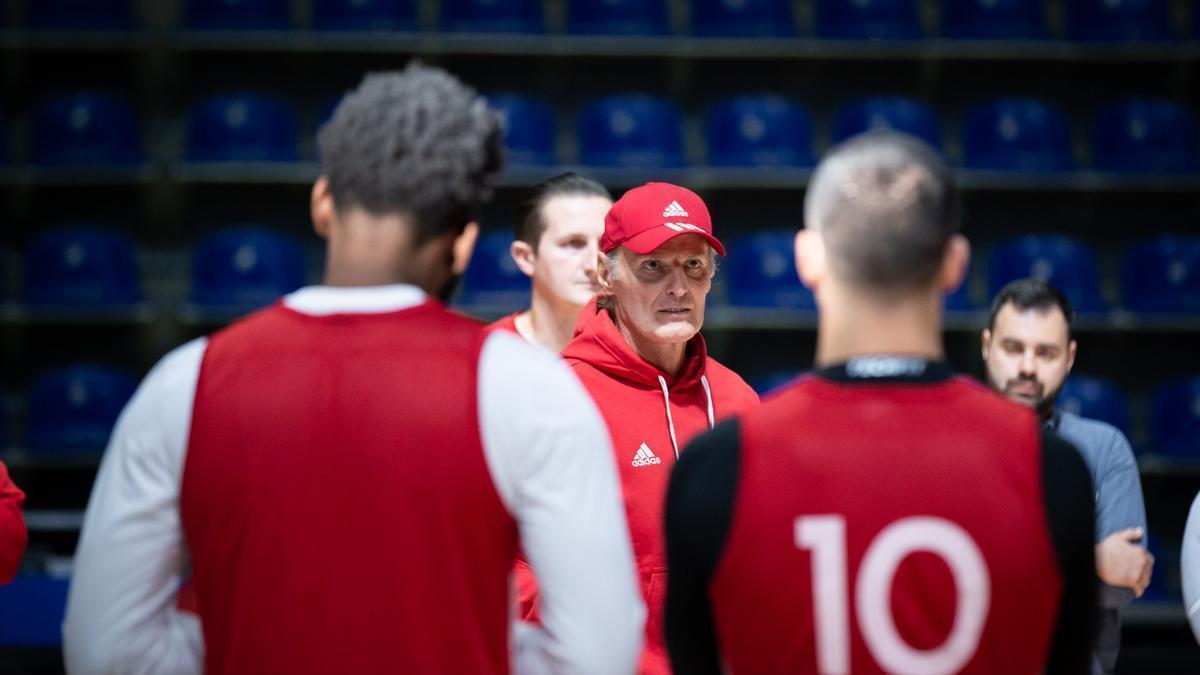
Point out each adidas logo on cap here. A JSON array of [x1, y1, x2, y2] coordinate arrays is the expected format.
[[662, 201, 689, 218], [631, 442, 662, 467]]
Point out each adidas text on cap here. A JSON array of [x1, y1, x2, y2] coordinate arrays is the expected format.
[[601, 182, 726, 256]]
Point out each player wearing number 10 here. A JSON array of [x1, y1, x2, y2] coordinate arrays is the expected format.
[[664, 131, 1097, 674]]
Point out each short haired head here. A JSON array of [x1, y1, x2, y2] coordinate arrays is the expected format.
[[987, 278, 1076, 342], [514, 172, 611, 249], [803, 130, 961, 293], [317, 64, 504, 244]]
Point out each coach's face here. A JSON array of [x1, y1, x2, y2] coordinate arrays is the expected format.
[[981, 302, 1077, 418], [600, 234, 714, 347]]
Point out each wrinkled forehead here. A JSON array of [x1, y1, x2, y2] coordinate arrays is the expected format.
[[991, 302, 1071, 346], [623, 233, 714, 260]]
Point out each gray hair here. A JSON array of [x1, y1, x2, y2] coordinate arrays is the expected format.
[[804, 130, 959, 291], [317, 63, 504, 243]]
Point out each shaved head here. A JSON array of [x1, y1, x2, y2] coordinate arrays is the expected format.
[[805, 131, 960, 293]]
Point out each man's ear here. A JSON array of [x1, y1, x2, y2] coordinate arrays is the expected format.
[[794, 228, 826, 290], [596, 250, 615, 294], [938, 234, 971, 295], [311, 176, 336, 240], [451, 222, 480, 276], [981, 328, 992, 361], [511, 240, 536, 278], [1067, 339, 1077, 372]]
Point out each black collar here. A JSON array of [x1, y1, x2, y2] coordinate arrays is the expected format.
[[815, 356, 955, 384]]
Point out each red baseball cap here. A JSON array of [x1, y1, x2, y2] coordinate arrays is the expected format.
[[601, 182, 726, 256]]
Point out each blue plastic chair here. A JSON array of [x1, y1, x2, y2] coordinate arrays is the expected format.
[[963, 98, 1075, 172], [692, 0, 796, 37], [23, 226, 140, 307], [1058, 375, 1131, 436], [1122, 235, 1200, 314], [457, 231, 530, 309], [487, 94, 557, 166], [187, 92, 298, 162], [831, 96, 942, 150], [0, 575, 71, 646], [192, 228, 307, 309], [1092, 98, 1198, 173], [185, 0, 291, 30], [313, 0, 417, 30], [815, 0, 922, 39], [725, 231, 816, 309], [568, 0, 669, 35], [1066, 0, 1172, 42], [1150, 377, 1200, 458], [705, 95, 814, 167], [26, 365, 138, 451], [28, 0, 136, 29], [30, 92, 141, 166], [578, 95, 686, 168], [988, 235, 1106, 313], [440, 0, 544, 33], [751, 370, 801, 396], [941, 0, 1046, 39]]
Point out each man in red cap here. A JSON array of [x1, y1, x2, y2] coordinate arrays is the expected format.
[[522, 182, 760, 674]]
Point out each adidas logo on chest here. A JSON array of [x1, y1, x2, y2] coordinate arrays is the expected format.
[[631, 442, 663, 467]]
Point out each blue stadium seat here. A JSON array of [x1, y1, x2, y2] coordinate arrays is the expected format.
[[815, 0, 922, 40], [568, 0, 669, 35], [26, 365, 138, 451], [1058, 375, 1131, 436], [945, 273, 974, 311], [725, 231, 816, 309], [988, 235, 1106, 313], [692, 0, 796, 37], [705, 95, 813, 167], [941, 0, 1046, 40], [187, 92, 298, 162], [23, 226, 140, 307], [751, 370, 801, 396], [28, 0, 135, 30], [440, 0, 544, 33], [487, 94, 557, 166], [1092, 98, 1198, 173], [0, 575, 71, 646], [185, 0, 291, 30], [1066, 0, 1172, 42], [1122, 235, 1200, 314], [1150, 377, 1200, 458], [578, 95, 685, 168], [831, 96, 942, 150], [313, 0, 417, 30], [30, 92, 140, 166], [457, 231, 530, 309], [963, 98, 1075, 172], [192, 228, 307, 309]]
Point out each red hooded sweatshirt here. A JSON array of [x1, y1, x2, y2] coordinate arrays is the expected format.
[[518, 298, 758, 674], [0, 461, 27, 584]]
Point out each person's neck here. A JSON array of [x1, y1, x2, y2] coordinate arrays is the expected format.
[[323, 218, 447, 294], [612, 312, 688, 377], [518, 291, 582, 352], [815, 284, 945, 367]]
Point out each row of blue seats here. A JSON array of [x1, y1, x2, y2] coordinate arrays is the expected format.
[[6, 227, 1200, 315], [14, 0, 1198, 42], [464, 230, 1200, 314], [4, 363, 1198, 457], [9, 91, 1200, 173]]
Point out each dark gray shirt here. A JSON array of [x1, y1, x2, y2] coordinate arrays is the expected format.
[[1047, 409, 1148, 674]]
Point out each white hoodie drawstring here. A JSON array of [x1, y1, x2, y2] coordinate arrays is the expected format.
[[658, 376, 681, 459], [658, 375, 717, 460], [700, 375, 715, 430]]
